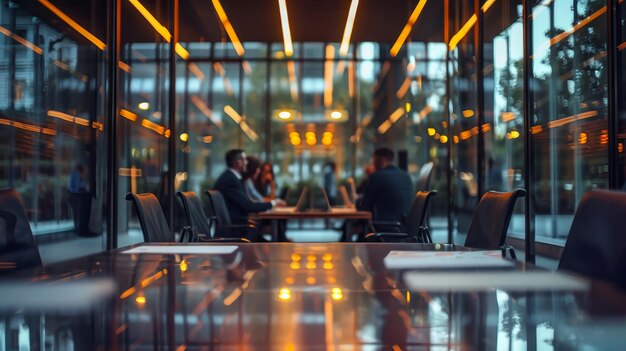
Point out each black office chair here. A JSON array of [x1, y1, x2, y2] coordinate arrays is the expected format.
[[464, 189, 526, 259], [0, 189, 43, 270], [176, 191, 249, 243], [125, 193, 177, 243], [558, 190, 626, 291], [415, 162, 434, 192], [365, 191, 437, 243], [206, 190, 257, 239]]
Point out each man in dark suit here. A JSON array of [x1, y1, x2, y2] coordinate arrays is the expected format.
[[213, 149, 285, 241], [357, 147, 413, 228]]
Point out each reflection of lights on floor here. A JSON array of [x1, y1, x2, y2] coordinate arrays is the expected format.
[[135, 296, 146, 305]]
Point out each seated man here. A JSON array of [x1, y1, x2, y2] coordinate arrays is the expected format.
[[357, 147, 413, 231], [214, 149, 285, 241]]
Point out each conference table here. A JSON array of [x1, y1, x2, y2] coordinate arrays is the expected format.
[[2, 242, 626, 350], [250, 208, 372, 241]]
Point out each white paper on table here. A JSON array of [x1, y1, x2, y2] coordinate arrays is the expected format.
[[0, 279, 116, 310], [123, 245, 238, 255], [404, 271, 589, 292], [384, 250, 515, 269]]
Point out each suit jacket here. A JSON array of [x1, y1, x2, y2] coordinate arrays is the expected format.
[[214, 170, 272, 224], [357, 165, 413, 222]]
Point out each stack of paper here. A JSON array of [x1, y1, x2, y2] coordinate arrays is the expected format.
[[384, 250, 514, 269]]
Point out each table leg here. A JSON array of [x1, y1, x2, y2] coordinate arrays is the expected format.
[[344, 220, 354, 242], [271, 220, 278, 242]]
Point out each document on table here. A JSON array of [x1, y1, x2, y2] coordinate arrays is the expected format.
[[0, 279, 116, 310], [123, 245, 238, 255], [403, 271, 589, 292], [384, 250, 515, 269]]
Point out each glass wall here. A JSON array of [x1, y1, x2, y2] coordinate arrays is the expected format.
[[0, 0, 108, 262]]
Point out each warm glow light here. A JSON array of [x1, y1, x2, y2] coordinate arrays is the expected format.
[[180, 260, 188, 272], [330, 111, 343, 119], [291, 253, 301, 261], [323, 262, 334, 270], [306, 277, 316, 285], [440, 135, 448, 144], [287, 60, 298, 101], [579, 132, 588, 144], [141, 119, 166, 135], [396, 77, 411, 99], [390, 0, 428, 57], [279, 111, 292, 119], [449, 14, 477, 51], [306, 261, 317, 269], [38, 0, 106, 50], [211, 0, 245, 56], [453, 135, 459, 143], [509, 130, 520, 139], [462, 109, 475, 118], [135, 296, 146, 304], [278, 288, 292, 301], [339, 0, 359, 56], [427, 128, 436, 136], [240, 120, 259, 142], [180, 133, 189, 142], [202, 135, 213, 144], [174, 43, 189, 60], [224, 105, 243, 124], [188, 63, 205, 81], [290, 261, 301, 269], [330, 288, 343, 301], [321, 137, 333, 146], [324, 45, 335, 108], [277, 0, 294, 57], [405, 103, 411, 113], [138, 102, 150, 111], [377, 120, 392, 134]]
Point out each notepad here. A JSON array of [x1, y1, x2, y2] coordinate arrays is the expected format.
[[384, 250, 515, 269], [123, 245, 238, 255], [403, 271, 589, 292]]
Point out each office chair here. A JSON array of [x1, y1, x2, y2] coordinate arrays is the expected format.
[[176, 191, 249, 243], [415, 162, 435, 192], [365, 191, 437, 243], [125, 193, 175, 243], [0, 189, 43, 270], [464, 189, 526, 259], [206, 190, 258, 239], [558, 190, 626, 291]]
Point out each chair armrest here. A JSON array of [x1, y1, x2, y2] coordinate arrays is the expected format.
[[500, 245, 517, 260], [198, 237, 250, 243], [364, 232, 409, 242]]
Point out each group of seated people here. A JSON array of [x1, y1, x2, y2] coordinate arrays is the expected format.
[[213, 147, 415, 242]]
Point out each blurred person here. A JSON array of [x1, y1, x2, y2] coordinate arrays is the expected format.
[[243, 156, 264, 202], [214, 150, 285, 241], [256, 162, 276, 199], [68, 164, 94, 236], [356, 163, 375, 196], [357, 147, 413, 230]]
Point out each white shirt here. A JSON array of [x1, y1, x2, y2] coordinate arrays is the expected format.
[[229, 168, 276, 207]]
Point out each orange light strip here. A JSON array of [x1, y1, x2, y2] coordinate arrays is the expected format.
[[240, 121, 259, 141], [619, 41, 626, 51], [339, 0, 359, 56], [38, 0, 106, 50], [224, 105, 243, 124], [119, 109, 138, 122], [191, 95, 222, 128], [127, 0, 171, 40], [377, 120, 392, 134], [242, 60, 253, 74], [348, 61, 355, 97], [47, 110, 89, 127], [481, 0, 497, 13], [388, 107, 405, 123], [533, 6, 606, 56], [547, 110, 599, 129], [277, 0, 294, 57], [396, 77, 411, 99], [0, 26, 43, 54], [449, 14, 477, 51], [118, 61, 132, 73], [211, 0, 245, 56], [390, 0, 428, 57], [324, 45, 335, 108], [127, 0, 188, 60], [287, 60, 298, 102], [0, 118, 57, 136], [188, 63, 205, 81], [141, 119, 166, 135]]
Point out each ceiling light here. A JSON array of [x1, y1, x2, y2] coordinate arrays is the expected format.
[[324, 45, 335, 108], [38, 0, 106, 50], [279, 111, 292, 119], [390, 0, 428, 57], [179, 133, 188, 142], [138, 102, 150, 110], [339, 0, 359, 56], [330, 111, 343, 119], [211, 0, 245, 56], [449, 14, 477, 51], [278, 0, 294, 57]]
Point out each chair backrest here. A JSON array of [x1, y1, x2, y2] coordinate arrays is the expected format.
[[559, 190, 626, 290], [206, 190, 233, 226], [415, 162, 434, 192], [0, 189, 42, 270], [404, 191, 437, 237], [464, 189, 526, 250], [125, 193, 173, 243], [177, 191, 213, 237]]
